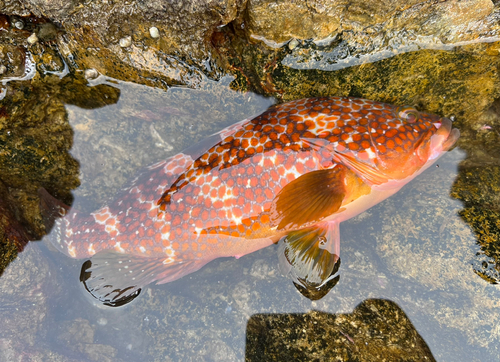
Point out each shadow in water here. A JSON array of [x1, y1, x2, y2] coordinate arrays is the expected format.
[[245, 298, 435, 362]]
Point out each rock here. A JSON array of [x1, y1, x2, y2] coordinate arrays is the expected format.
[[245, 0, 496, 47], [18, 0, 79, 19], [57, 318, 119, 362], [451, 166, 500, 283], [0, 0, 496, 93], [245, 0, 344, 45], [0, 181, 31, 275], [246, 300, 435, 361]]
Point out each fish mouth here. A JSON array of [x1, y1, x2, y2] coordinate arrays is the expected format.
[[428, 117, 460, 160]]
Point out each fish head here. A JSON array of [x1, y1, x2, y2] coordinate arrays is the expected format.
[[327, 102, 460, 186], [370, 105, 460, 182]]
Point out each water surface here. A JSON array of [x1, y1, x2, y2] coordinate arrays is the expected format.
[[1, 62, 499, 362]]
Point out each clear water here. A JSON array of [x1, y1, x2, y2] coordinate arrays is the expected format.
[[1, 73, 499, 361]]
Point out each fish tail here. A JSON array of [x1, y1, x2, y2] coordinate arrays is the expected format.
[[81, 250, 210, 306]]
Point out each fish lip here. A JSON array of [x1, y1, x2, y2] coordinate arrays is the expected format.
[[438, 117, 460, 151], [428, 117, 460, 161]]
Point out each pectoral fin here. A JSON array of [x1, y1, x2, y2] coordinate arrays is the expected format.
[[302, 137, 389, 185], [278, 222, 341, 300], [333, 152, 389, 185], [270, 167, 346, 230]]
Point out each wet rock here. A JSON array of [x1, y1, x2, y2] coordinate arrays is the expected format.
[[245, 0, 344, 45], [1, 0, 497, 93], [0, 181, 31, 275], [220, 34, 500, 122], [245, 299, 435, 361], [35, 0, 245, 87], [245, 0, 496, 47], [0, 44, 29, 80], [26, 0, 80, 20], [456, 96, 500, 168], [0, 82, 77, 228], [451, 166, 500, 283]]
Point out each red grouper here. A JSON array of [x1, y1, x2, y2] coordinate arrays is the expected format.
[[40, 97, 459, 305]]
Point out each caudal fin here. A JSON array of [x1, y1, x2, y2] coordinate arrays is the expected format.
[[80, 250, 209, 307]]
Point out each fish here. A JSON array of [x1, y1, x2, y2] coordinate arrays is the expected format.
[[40, 97, 460, 305]]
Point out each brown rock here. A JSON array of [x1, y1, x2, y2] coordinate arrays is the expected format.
[[245, 0, 495, 45], [245, 299, 435, 361]]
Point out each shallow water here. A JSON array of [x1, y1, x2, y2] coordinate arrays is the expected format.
[[1, 67, 500, 361]]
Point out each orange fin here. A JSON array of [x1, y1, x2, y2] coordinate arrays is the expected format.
[[270, 167, 346, 230], [302, 137, 389, 186], [333, 152, 389, 185], [278, 222, 341, 300], [80, 250, 208, 307]]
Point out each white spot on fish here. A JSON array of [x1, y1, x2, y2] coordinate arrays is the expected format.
[[68, 245, 76, 258]]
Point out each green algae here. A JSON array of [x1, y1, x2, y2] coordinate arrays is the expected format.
[[245, 300, 435, 362], [0, 231, 17, 276], [220, 33, 500, 124], [451, 166, 500, 283]]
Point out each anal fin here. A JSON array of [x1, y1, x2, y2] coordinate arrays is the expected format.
[[278, 221, 341, 300], [80, 250, 208, 307]]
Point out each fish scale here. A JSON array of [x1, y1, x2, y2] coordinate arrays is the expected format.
[[41, 96, 459, 305]]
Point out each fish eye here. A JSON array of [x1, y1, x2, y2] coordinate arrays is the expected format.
[[397, 106, 420, 123]]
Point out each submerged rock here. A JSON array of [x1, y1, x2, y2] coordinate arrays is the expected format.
[[245, 299, 435, 361], [451, 166, 500, 283], [0, 181, 31, 275]]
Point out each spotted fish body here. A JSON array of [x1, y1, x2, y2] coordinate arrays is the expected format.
[[43, 97, 459, 304]]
